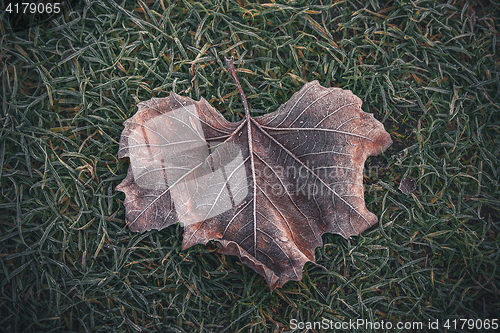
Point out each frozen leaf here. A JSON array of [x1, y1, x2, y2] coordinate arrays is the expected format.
[[116, 58, 392, 290]]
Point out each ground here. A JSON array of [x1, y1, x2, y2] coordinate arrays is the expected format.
[[0, 0, 499, 332]]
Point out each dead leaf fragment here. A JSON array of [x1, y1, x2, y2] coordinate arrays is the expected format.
[[399, 177, 416, 195]]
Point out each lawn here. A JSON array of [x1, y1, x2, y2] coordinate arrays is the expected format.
[[1, 0, 499, 332]]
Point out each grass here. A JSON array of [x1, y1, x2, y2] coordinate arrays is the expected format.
[[0, 0, 499, 332]]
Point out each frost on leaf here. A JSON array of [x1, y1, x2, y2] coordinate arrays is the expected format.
[[117, 65, 392, 290]]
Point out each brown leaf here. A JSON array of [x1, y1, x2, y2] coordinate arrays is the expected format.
[[117, 71, 392, 290]]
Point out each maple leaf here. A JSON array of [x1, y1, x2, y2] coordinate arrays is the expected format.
[[116, 58, 392, 290]]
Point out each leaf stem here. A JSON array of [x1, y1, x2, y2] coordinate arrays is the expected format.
[[225, 57, 250, 118]]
